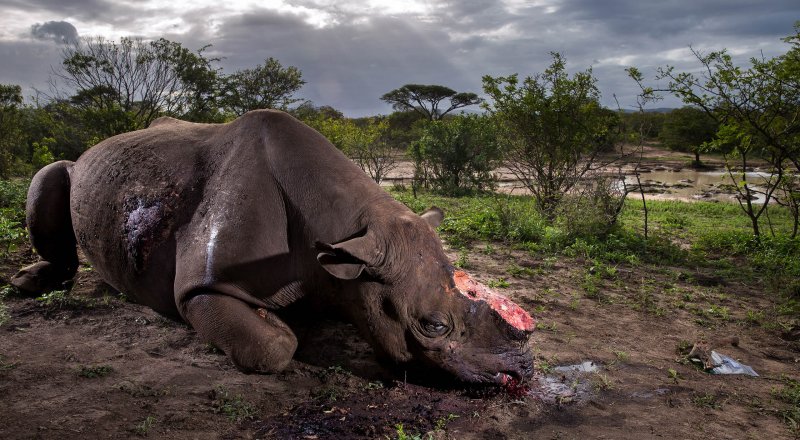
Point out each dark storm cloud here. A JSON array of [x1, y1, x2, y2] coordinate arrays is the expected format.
[[31, 20, 79, 44], [5, 0, 118, 20], [554, 0, 799, 40], [0, 39, 62, 97], [203, 9, 476, 115], [2, 0, 798, 114]]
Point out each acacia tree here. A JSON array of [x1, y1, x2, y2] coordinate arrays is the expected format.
[[380, 84, 481, 121], [659, 106, 718, 165], [221, 58, 305, 115], [483, 52, 620, 218], [628, 23, 800, 238], [54, 37, 221, 134]]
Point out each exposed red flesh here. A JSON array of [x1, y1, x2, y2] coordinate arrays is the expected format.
[[452, 270, 535, 332], [501, 375, 530, 398]]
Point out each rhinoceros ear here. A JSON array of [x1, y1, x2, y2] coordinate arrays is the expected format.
[[316, 235, 377, 280], [420, 206, 444, 228]]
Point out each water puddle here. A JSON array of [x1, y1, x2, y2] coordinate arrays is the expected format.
[[380, 162, 781, 204], [529, 361, 601, 404], [554, 361, 600, 374], [622, 169, 773, 204]]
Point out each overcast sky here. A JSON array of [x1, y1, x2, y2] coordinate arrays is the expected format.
[[0, 0, 797, 116]]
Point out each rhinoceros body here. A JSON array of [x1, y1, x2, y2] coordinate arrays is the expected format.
[[13, 110, 534, 384]]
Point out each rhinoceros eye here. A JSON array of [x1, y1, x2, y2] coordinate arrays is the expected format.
[[421, 312, 449, 337]]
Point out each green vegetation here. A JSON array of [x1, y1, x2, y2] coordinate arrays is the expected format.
[[0, 179, 27, 256], [630, 22, 800, 239], [411, 114, 501, 195], [0, 286, 11, 326], [133, 416, 157, 437], [483, 52, 622, 219], [309, 116, 395, 183], [380, 84, 481, 121], [692, 392, 723, 410], [659, 106, 718, 165], [773, 377, 800, 434], [210, 385, 256, 422], [78, 364, 114, 378]]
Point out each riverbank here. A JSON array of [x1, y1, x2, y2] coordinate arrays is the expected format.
[[383, 144, 777, 203]]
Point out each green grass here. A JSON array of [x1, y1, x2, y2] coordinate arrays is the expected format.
[[78, 364, 114, 378], [0, 179, 28, 256], [210, 385, 256, 422], [0, 285, 11, 326], [391, 188, 800, 300], [133, 416, 156, 437]]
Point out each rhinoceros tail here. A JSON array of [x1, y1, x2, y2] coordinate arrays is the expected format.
[[10, 161, 79, 294]]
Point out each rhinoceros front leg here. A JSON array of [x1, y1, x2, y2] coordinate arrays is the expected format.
[[182, 293, 298, 373]]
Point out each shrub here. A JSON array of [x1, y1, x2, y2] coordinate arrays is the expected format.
[[410, 114, 500, 195]]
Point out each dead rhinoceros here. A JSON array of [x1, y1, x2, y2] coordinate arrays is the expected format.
[[12, 110, 535, 384]]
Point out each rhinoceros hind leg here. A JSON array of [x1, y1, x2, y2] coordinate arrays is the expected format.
[[11, 161, 78, 295], [183, 293, 298, 373]]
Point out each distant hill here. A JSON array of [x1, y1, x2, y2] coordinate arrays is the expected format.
[[620, 107, 675, 114]]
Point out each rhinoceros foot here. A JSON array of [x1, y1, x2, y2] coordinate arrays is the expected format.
[[10, 261, 73, 295]]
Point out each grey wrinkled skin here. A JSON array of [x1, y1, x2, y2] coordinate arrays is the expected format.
[[12, 110, 533, 384]]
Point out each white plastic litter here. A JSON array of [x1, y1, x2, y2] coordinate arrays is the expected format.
[[709, 351, 758, 376], [554, 361, 599, 373]]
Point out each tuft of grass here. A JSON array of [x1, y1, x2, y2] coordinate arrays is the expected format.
[[133, 416, 156, 437], [364, 380, 384, 390], [454, 249, 470, 269], [210, 385, 256, 422], [773, 377, 800, 432], [434, 413, 459, 432], [487, 278, 510, 288], [0, 355, 17, 372], [507, 263, 535, 277], [676, 340, 693, 357], [37, 290, 94, 309], [393, 423, 425, 440], [117, 381, 169, 398], [612, 350, 630, 363], [0, 285, 11, 327], [537, 360, 554, 374], [667, 368, 683, 384], [78, 364, 114, 378], [692, 392, 722, 409], [592, 373, 615, 391]]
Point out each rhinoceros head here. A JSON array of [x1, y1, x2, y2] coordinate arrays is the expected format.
[[316, 207, 535, 385]]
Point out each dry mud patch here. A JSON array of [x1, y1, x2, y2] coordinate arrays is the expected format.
[[0, 243, 798, 439]]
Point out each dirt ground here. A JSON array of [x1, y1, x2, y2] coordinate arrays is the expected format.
[[1, 236, 798, 439]]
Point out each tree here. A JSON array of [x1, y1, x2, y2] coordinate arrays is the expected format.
[[54, 37, 221, 133], [380, 84, 481, 121], [312, 117, 396, 184], [290, 101, 344, 123], [221, 58, 305, 115], [620, 111, 664, 140], [629, 22, 800, 238], [483, 52, 621, 218], [0, 84, 24, 177], [410, 114, 500, 195], [659, 106, 718, 165]]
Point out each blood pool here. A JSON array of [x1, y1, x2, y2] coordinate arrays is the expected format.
[[452, 270, 535, 332]]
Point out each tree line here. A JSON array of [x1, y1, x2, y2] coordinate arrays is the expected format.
[[1, 23, 798, 239]]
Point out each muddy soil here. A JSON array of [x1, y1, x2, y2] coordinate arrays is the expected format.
[[1, 240, 798, 439]]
